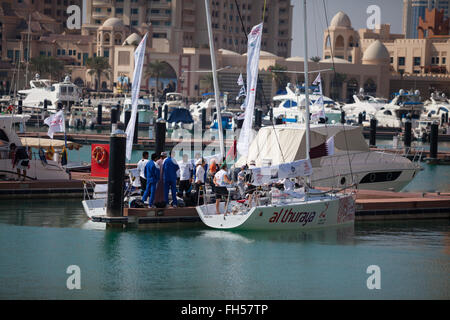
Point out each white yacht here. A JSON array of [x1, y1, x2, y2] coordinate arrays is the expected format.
[[189, 94, 227, 123], [18, 74, 82, 113], [161, 92, 188, 119], [422, 92, 450, 123], [342, 88, 388, 121], [366, 89, 424, 128], [120, 97, 154, 124], [269, 83, 340, 123], [234, 124, 421, 192], [0, 115, 70, 180]]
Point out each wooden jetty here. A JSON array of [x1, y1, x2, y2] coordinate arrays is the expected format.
[[92, 189, 450, 229]]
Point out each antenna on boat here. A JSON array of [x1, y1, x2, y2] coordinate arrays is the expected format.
[[204, 0, 225, 161]]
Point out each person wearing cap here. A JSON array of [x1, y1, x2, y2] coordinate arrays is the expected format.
[[163, 151, 180, 207], [213, 163, 232, 214], [142, 153, 160, 207], [194, 158, 206, 204]]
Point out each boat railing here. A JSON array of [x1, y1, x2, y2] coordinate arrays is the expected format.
[[321, 150, 409, 167]]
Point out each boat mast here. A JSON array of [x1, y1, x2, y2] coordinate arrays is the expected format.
[[204, 0, 225, 160], [302, 0, 311, 162], [25, 14, 31, 89]]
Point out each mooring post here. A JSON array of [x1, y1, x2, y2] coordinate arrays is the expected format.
[[269, 105, 274, 122], [43, 99, 48, 112], [18, 100, 23, 114], [157, 106, 162, 119], [164, 104, 168, 121], [430, 122, 438, 159], [369, 117, 377, 147], [106, 130, 127, 218], [133, 112, 139, 145], [155, 119, 166, 156], [358, 112, 363, 125], [340, 110, 345, 124], [404, 119, 412, 150], [110, 106, 118, 132], [124, 110, 131, 128], [201, 108, 207, 131], [97, 104, 103, 125]]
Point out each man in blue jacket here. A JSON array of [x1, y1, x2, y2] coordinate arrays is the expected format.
[[163, 151, 180, 207], [142, 153, 160, 207]]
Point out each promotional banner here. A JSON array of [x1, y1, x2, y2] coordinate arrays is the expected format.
[[311, 73, 326, 121], [250, 158, 313, 186], [44, 110, 65, 139], [125, 33, 148, 160], [237, 23, 263, 157]]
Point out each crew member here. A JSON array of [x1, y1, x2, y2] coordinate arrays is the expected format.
[[137, 151, 149, 196], [163, 151, 180, 207], [142, 153, 160, 208]]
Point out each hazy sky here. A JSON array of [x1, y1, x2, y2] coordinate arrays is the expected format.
[[290, 0, 404, 58]]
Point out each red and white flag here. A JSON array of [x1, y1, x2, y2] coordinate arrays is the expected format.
[[44, 110, 65, 139]]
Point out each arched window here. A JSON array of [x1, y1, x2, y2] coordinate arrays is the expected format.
[[335, 35, 344, 49], [103, 33, 110, 44], [346, 78, 358, 102], [364, 78, 377, 96], [115, 33, 122, 45]]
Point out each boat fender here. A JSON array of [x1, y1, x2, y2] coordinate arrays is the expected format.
[[45, 146, 55, 161], [92, 146, 107, 165]]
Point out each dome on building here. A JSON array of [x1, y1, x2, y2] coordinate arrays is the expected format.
[[330, 11, 352, 28], [362, 40, 390, 63], [123, 33, 142, 45], [102, 17, 124, 28]]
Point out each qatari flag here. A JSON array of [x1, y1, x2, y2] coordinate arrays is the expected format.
[[309, 136, 335, 159]]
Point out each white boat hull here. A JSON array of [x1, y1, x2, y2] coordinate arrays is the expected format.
[[196, 194, 355, 231]]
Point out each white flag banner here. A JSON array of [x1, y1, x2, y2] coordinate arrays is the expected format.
[[44, 110, 65, 139], [236, 85, 246, 101], [250, 158, 313, 186], [125, 33, 148, 160], [311, 73, 326, 121], [237, 73, 244, 86], [326, 135, 335, 156], [237, 23, 263, 157]]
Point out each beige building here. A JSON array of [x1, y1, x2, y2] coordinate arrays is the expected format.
[[83, 0, 292, 57]]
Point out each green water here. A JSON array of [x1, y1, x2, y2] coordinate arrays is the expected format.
[[0, 198, 448, 300]]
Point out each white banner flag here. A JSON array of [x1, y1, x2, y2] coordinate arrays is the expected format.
[[44, 110, 65, 139], [311, 73, 326, 121], [250, 158, 313, 186], [237, 23, 263, 157], [125, 33, 148, 160], [237, 73, 244, 86]]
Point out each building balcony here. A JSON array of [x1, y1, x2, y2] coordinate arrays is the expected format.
[[183, 2, 195, 10], [92, 12, 109, 19], [151, 2, 171, 10], [93, 0, 112, 7]]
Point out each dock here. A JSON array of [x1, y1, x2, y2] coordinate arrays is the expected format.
[[91, 189, 450, 229], [18, 132, 232, 149]]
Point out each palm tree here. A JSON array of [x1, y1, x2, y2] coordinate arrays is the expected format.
[[310, 56, 321, 63], [30, 56, 64, 80], [145, 60, 169, 96], [86, 56, 111, 91], [268, 64, 290, 91], [200, 73, 214, 93]]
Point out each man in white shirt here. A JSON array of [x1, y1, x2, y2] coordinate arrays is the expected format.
[[137, 151, 149, 196], [194, 158, 206, 204], [178, 154, 193, 198], [213, 163, 232, 214]]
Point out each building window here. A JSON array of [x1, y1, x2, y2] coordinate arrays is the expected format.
[[116, 8, 123, 14], [390, 57, 393, 64], [413, 57, 421, 66], [443, 57, 446, 64], [398, 57, 405, 66], [104, 50, 109, 58]]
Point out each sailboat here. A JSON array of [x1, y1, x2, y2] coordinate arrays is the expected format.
[[195, 0, 355, 230]]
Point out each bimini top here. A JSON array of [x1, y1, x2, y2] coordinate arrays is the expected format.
[[235, 124, 369, 167], [167, 108, 194, 124]]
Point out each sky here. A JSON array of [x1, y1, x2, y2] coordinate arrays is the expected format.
[[290, 0, 404, 58]]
